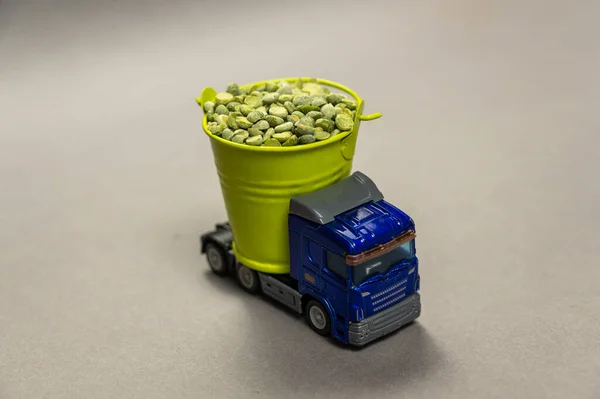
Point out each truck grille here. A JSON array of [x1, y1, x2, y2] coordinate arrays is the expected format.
[[370, 278, 408, 313]]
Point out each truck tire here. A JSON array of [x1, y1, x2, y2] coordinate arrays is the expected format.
[[235, 264, 261, 294], [205, 242, 228, 276], [305, 300, 331, 336]]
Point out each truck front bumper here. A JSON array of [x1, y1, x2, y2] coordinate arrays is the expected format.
[[348, 293, 421, 346]]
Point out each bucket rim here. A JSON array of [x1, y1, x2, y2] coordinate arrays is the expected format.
[[197, 77, 368, 153]]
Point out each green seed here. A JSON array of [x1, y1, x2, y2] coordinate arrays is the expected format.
[[239, 105, 254, 116], [293, 95, 311, 106], [234, 130, 249, 140], [334, 105, 344, 115], [343, 108, 353, 117], [297, 105, 320, 114], [302, 82, 322, 95], [227, 114, 239, 129], [248, 127, 262, 136], [216, 92, 234, 104], [262, 93, 276, 105], [216, 114, 229, 125], [206, 112, 215, 122], [282, 135, 299, 146], [275, 122, 293, 133], [314, 128, 330, 141], [316, 118, 335, 132], [256, 106, 267, 114], [269, 105, 288, 118], [279, 94, 294, 103], [311, 97, 327, 108], [244, 95, 262, 108], [226, 102, 241, 112], [273, 131, 293, 143], [331, 129, 341, 136], [284, 101, 295, 114], [342, 98, 357, 110], [231, 135, 246, 144], [265, 115, 285, 127], [264, 128, 274, 141], [203, 101, 215, 113], [226, 83, 240, 95], [298, 116, 315, 127], [295, 123, 316, 136], [247, 110, 265, 123], [292, 111, 305, 119], [265, 81, 278, 93], [326, 93, 345, 105], [235, 116, 254, 129], [253, 120, 270, 130], [335, 113, 354, 131], [321, 103, 336, 119], [277, 84, 293, 95], [298, 134, 316, 145], [246, 135, 263, 146], [306, 111, 323, 120], [286, 114, 300, 123], [215, 104, 229, 115], [208, 123, 226, 135], [222, 129, 236, 140], [263, 138, 281, 147]]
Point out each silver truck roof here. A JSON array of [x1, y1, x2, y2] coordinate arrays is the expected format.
[[289, 171, 384, 225]]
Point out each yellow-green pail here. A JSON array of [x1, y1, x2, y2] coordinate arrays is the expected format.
[[197, 77, 381, 274]]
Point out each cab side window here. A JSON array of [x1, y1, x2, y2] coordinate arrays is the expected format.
[[326, 252, 347, 279]]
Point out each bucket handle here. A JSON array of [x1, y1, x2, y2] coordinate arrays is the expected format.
[[358, 112, 382, 121]]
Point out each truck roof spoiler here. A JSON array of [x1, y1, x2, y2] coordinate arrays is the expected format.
[[289, 171, 384, 225]]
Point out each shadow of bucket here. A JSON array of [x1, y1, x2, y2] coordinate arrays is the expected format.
[[197, 77, 381, 274]]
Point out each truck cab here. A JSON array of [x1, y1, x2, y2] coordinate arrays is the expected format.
[[201, 172, 421, 346]]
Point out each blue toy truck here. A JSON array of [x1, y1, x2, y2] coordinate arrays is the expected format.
[[200, 171, 421, 346]]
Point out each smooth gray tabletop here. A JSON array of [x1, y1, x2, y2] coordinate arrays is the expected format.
[[1, 0, 599, 398]]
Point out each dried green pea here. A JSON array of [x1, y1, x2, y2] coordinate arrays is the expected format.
[[208, 123, 226, 135], [297, 105, 320, 114], [295, 123, 316, 136], [206, 112, 215, 122], [253, 120, 270, 131], [216, 114, 229, 125], [248, 127, 262, 136], [235, 116, 254, 129], [264, 128, 274, 141], [279, 94, 294, 103], [342, 98, 357, 110], [298, 116, 315, 127], [233, 130, 249, 140], [203, 101, 215, 113], [262, 93, 276, 105], [273, 131, 293, 143], [298, 134, 316, 145], [216, 92, 234, 104], [321, 104, 336, 119], [306, 111, 323, 120], [316, 118, 335, 132], [215, 104, 229, 115], [227, 114, 239, 129], [269, 105, 288, 119], [311, 97, 327, 108], [326, 93, 345, 105], [231, 135, 246, 144], [247, 110, 265, 123], [331, 129, 341, 136], [343, 108, 353, 117], [277, 84, 293, 95], [333, 105, 344, 116], [256, 106, 267, 114], [335, 113, 354, 131], [284, 101, 295, 114], [263, 138, 281, 147], [292, 111, 305, 119], [301, 82, 322, 95], [282, 135, 299, 146], [293, 95, 312, 106], [287, 114, 300, 123], [265, 115, 285, 127], [226, 83, 240, 95], [265, 81, 278, 93], [222, 129, 236, 140], [244, 95, 262, 108], [246, 135, 263, 146], [239, 105, 254, 116], [275, 122, 294, 133], [226, 102, 241, 112], [314, 128, 330, 141]]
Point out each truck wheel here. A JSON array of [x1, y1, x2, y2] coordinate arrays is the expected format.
[[235, 264, 260, 294], [205, 242, 228, 276], [305, 300, 331, 336]]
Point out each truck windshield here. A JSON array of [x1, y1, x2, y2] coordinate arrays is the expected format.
[[352, 239, 414, 286]]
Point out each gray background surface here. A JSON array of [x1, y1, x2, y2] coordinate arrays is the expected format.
[[1, 0, 600, 398]]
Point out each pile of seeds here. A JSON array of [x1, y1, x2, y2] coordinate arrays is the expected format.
[[203, 79, 358, 147]]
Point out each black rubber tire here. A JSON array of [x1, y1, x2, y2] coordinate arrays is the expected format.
[[205, 242, 228, 277], [235, 264, 261, 294], [305, 299, 332, 336]]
